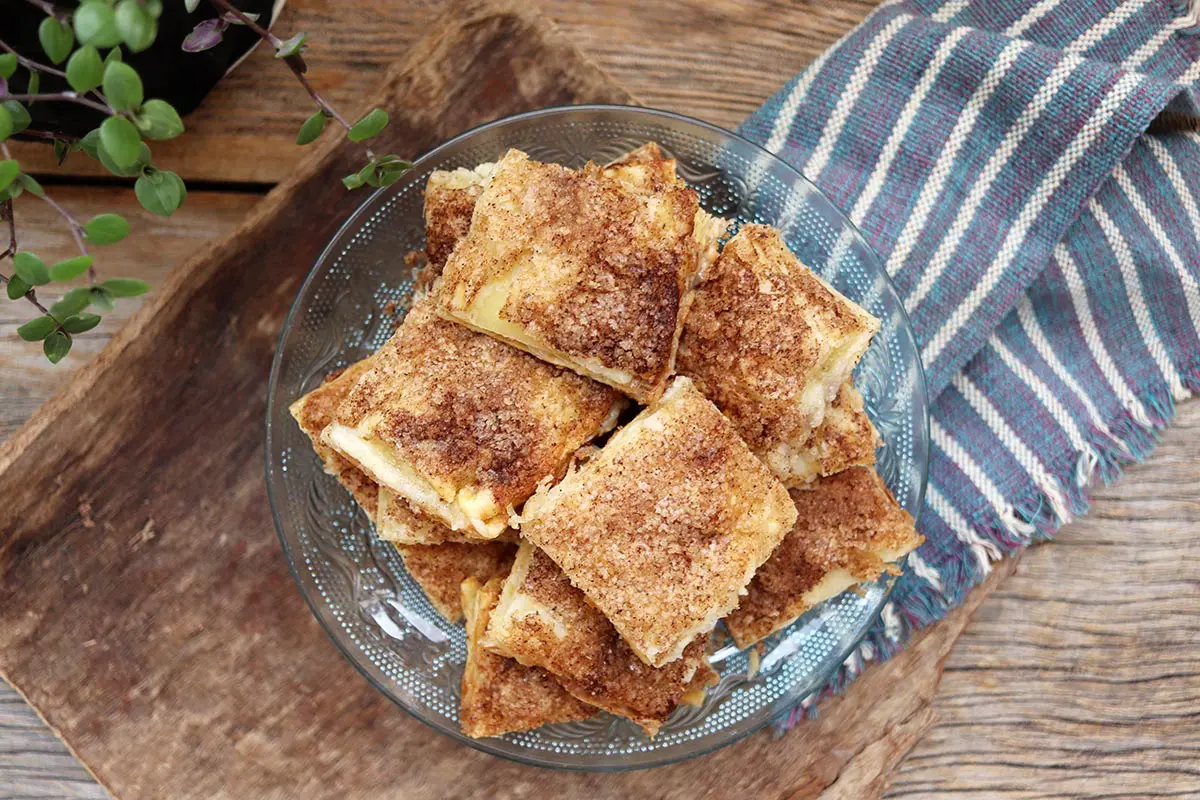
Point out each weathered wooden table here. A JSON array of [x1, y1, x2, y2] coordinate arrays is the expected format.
[[3, 1, 1197, 797]]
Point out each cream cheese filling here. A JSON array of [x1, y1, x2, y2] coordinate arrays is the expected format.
[[323, 422, 507, 539]]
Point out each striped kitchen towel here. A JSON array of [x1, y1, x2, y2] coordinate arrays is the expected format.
[[739, 0, 1200, 726]]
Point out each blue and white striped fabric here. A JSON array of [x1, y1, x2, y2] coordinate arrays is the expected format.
[[738, 0, 1200, 724]]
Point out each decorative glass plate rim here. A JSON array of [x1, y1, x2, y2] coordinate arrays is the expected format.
[[264, 103, 930, 771]]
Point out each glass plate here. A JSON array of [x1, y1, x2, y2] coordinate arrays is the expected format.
[[264, 105, 929, 771]]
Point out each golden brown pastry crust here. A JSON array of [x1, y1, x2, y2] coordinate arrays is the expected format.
[[725, 467, 923, 648], [328, 298, 624, 536], [677, 224, 880, 482], [484, 543, 710, 736], [460, 576, 595, 738], [288, 357, 381, 516], [423, 163, 494, 273], [518, 377, 796, 667], [397, 542, 515, 623], [290, 356, 517, 621], [435, 149, 707, 402]]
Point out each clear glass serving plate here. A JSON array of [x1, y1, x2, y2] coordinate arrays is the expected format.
[[264, 105, 929, 771]]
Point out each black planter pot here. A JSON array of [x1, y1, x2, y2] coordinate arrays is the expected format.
[[4, 0, 282, 137]]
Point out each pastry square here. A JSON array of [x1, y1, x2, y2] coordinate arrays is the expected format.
[[677, 224, 881, 484], [484, 542, 712, 736], [324, 299, 624, 539], [424, 162, 496, 273], [725, 467, 923, 648], [518, 377, 796, 667], [289, 356, 515, 621], [435, 148, 724, 402], [396, 541, 515, 623], [460, 576, 595, 738], [289, 356, 382, 516]]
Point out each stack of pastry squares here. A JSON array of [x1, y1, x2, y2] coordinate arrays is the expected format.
[[291, 142, 922, 740]]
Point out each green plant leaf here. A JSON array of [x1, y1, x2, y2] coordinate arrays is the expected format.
[[50, 255, 94, 282], [44, 330, 72, 363], [0, 53, 16, 80], [66, 44, 104, 93], [97, 139, 149, 177], [184, 0, 201, 12], [274, 32, 307, 59], [62, 312, 102, 333], [143, 0, 163, 19], [3, 101, 31, 135], [166, 170, 187, 204], [13, 252, 50, 286], [27, 69, 41, 97], [359, 161, 381, 188], [376, 155, 413, 181], [347, 109, 388, 142], [99, 115, 141, 168], [1, 181, 22, 201], [378, 168, 408, 187], [51, 287, 92, 317], [0, 106, 10, 143], [102, 277, 149, 297], [84, 212, 131, 245], [18, 316, 58, 342], [102, 60, 143, 111], [105, 45, 123, 65], [38, 17, 75, 64], [89, 286, 114, 311], [135, 168, 182, 216], [134, 99, 183, 140], [6, 275, 30, 301], [53, 138, 69, 164], [74, 2, 122, 49], [77, 127, 101, 157], [341, 171, 365, 190], [296, 110, 326, 145], [0, 160, 18, 192], [115, 0, 156, 53], [16, 173, 45, 198]]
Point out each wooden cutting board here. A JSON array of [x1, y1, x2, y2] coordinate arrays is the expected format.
[[0, 1, 1009, 796]]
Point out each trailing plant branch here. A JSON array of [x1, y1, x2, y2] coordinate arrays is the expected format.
[[0, 198, 53, 317], [3, 92, 113, 115], [0, 39, 68, 79], [37, 191, 93, 280], [201, 0, 376, 158], [1, 0, 408, 363]]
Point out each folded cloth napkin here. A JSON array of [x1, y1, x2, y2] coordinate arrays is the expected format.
[[740, 0, 1200, 725]]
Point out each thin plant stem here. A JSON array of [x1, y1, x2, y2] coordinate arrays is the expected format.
[[3, 92, 112, 115], [21, 0, 67, 23], [202, 0, 375, 158], [37, 192, 93, 283], [0, 39, 68, 79], [0, 199, 53, 316], [15, 129, 79, 143]]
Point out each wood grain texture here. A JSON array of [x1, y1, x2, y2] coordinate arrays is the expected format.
[[8, 0, 877, 183], [0, 189, 260, 441], [2, 0, 1197, 796], [885, 402, 1200, 799]]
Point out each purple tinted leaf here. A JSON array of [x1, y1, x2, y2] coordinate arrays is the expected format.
[[0, 76, 7, 97], [182, 18, 229, 53]]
